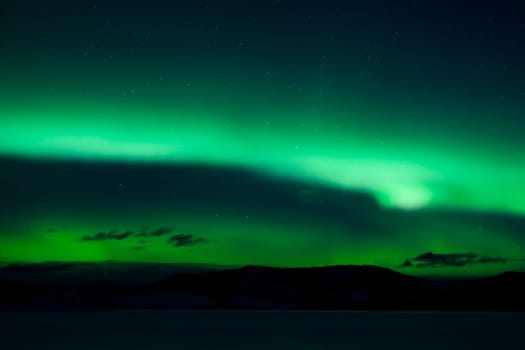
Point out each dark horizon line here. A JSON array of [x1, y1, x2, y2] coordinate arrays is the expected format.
[[1, 260, 523, 281]]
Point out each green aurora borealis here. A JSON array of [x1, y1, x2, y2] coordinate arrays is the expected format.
[[1, 0, 525, 277]]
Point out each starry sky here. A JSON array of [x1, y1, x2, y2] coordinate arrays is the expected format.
[[1, 0, 524, 277]]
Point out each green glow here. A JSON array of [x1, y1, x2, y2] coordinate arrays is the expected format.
[[1, 102, 525, 214], [0, 204, 523, 277], [2, 1, 525, 279]]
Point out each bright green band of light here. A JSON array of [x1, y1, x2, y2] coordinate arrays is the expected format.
[[1, 102, 524, 213]]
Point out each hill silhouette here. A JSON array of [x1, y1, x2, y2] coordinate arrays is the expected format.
[[0, 263, 524, 311]]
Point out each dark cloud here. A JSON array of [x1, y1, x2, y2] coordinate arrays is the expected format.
[[82, 226, 175, 242], [82, 230, 133, 241], [400, 252, 509, 268], [478, 256, 508, 264], [168, 234, 206, 248], [152, 227, 175, 236], [399, 259, 413, 268], [137, 226, 175, 237]]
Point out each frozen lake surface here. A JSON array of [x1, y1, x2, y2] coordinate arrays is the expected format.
[[1, 311, 524, 349]]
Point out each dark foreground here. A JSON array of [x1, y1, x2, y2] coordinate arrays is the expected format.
[[1, 311, 524, 350]]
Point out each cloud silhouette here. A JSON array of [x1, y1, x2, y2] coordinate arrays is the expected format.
[[399, 259, 413, 268], [168, 234, 206, 247], [82, 230, 134, 241], [136, 226, 175, 237], [400, 252, 509, 268], [478, 256, 508, 264], [81, 226, 175, 242]]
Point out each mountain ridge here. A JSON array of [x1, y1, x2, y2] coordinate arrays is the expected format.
[[1, 263, 524, 311]]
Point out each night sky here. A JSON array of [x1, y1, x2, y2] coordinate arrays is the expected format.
[[1, 0, 524, 277]]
